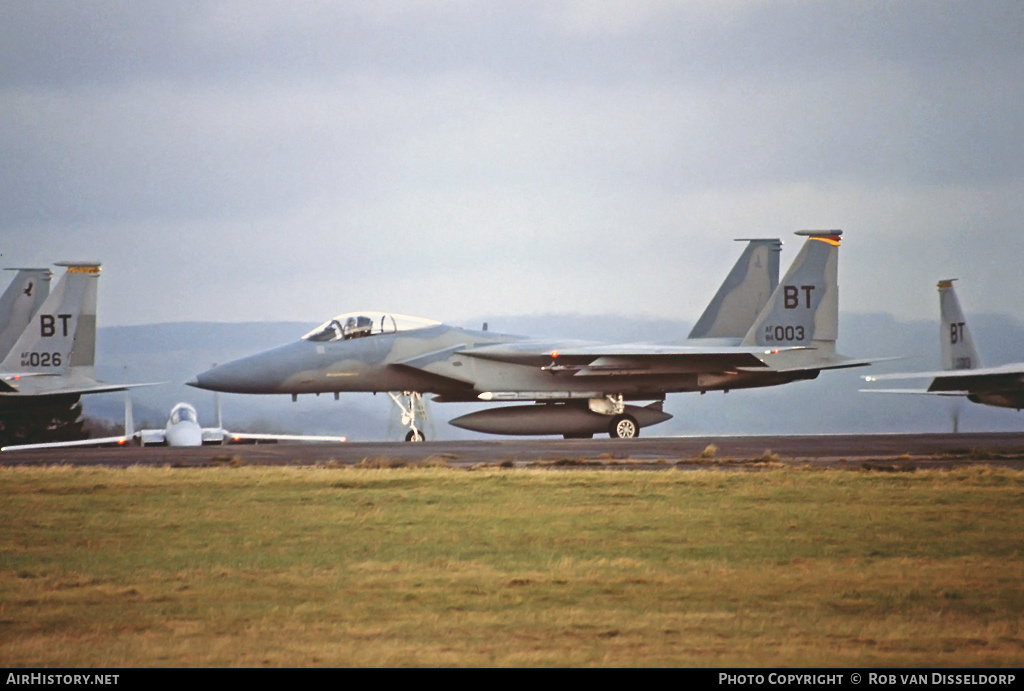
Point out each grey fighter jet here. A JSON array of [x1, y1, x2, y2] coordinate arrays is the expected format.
[[191, 231, 870, 440], [863, 279, 1024, 410], [0, 262, 149, 400]]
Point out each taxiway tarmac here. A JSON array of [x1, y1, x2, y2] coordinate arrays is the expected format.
[[2, 432, 1023, 469]]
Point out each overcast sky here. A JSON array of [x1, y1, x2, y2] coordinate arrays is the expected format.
[[2, 1, 1023, 331]]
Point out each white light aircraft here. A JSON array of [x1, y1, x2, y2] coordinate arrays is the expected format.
[[2, 399, 348, 451]]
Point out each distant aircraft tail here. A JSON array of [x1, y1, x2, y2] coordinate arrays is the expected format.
[[741, 230, 841, 351], [0, 262, 101, 379], [938, 279, 982, 370], [0, 268, 52, 360], [688, 238, 782, 339], [0, 262, 159, 398]]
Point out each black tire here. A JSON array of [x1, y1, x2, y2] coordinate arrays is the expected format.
[[405, 430, 426, 442], [609, 414, 638, 439]]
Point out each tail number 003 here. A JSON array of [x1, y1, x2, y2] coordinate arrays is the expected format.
[[763, 325, 805, 343]]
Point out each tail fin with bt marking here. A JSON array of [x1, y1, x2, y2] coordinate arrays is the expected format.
[[0, 262, 157, 398], [1, 262, 99, 378], [938, 279, 982, 371], [741, 230, 840, 352]]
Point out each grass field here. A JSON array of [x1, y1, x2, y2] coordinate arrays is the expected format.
[[2, 463, 1023, 667]]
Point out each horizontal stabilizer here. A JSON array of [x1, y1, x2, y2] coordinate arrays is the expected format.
[[762, 354, 897, 374], [858, 388, 967, 397], [0, 377, 162, 397], [866, 362, 1024, 383]]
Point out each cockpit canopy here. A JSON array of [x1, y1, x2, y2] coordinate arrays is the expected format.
[[302, 312, 441, 343], [169, 403, 199, 426]]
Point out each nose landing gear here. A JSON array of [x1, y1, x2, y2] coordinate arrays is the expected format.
[[388, 391, 428, 442]]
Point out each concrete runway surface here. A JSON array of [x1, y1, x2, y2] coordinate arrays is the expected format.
[[2, 432, 1024, 469]]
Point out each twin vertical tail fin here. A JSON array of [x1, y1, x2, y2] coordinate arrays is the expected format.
[[938, 279, 981, 371], [741, 231, 841, 351], [0, 262, 101, 377], [0, 268, 52, 360], [688, 238, 782, 339]]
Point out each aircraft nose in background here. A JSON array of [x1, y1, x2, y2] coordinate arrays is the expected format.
[[187, 365, 223, 391], [188, 360, 255, 393], [187, 341, 307, 394]]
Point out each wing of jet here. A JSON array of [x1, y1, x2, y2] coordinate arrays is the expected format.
[[862, 279, 1024, 410], [1, 434, 133, 451], [2, 400, 347, 451], [191, 231, 875, 439], [210, 431, 350, 444]]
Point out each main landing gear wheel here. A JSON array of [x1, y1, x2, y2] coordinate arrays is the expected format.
[[609, 414, 639, 439], [405, 430, 426, 442]]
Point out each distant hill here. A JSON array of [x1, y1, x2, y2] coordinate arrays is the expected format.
[[86, 313, 1024, 441]]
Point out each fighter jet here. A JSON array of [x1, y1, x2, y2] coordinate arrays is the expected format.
[[2, 399, 348, 451], [862, 279, 1024, 410], [0, 262, 158, 448], [0, 262, 146, 399], [191, 231, 871, 440]]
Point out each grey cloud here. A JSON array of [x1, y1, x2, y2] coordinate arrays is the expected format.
[[0, 1, 1022, 327]]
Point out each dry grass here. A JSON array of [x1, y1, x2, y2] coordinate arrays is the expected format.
[[2, 465, 1023, 667]]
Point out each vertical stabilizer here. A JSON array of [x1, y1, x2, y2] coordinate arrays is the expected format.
[[0, 268, 52, 360], [1, 262, 101, 376], [938, 279, 981, 370], [741, 231, 841, 350], [688, 238, 782, 339]]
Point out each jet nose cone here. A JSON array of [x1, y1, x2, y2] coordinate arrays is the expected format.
[[189, 362, 245, 393], [188, 366, 221, 391], [188, 362, 245, 389], [188, 342, 299, 393]]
